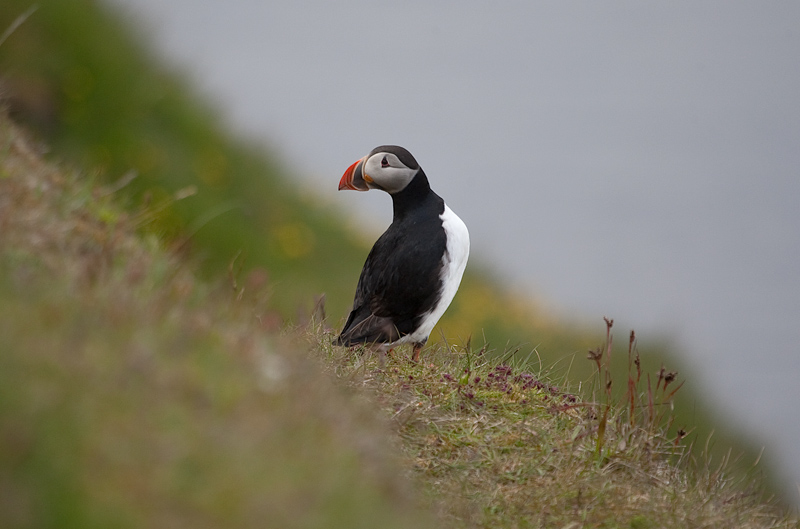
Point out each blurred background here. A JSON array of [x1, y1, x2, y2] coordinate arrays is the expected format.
[[2, 0, 798, 507], [106, 0, 800, 501]]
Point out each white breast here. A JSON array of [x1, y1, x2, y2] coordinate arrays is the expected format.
[[405, 204, 470, 344]]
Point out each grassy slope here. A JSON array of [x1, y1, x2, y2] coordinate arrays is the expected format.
[[1, 112, 796, 528], [0, 0, 792, 513], [0, 113, 436, 529]]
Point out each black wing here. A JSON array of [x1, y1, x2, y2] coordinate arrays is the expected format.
[[335, 211, 446, 346]]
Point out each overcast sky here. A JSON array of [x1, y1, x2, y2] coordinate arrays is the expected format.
[[108, 0, 800, 502]]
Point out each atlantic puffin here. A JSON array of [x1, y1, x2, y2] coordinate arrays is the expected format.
[[334, 145, 469, 362]]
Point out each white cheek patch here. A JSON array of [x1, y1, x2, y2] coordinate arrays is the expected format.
[[363, 153, 416, 194]]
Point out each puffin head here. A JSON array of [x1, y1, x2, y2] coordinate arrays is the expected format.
[[338, 145, 421, 194]]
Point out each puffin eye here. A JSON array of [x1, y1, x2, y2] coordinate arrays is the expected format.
[[381, 156, 389, 168]]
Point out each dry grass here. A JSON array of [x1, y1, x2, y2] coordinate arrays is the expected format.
[[312, 323, 799, 528]]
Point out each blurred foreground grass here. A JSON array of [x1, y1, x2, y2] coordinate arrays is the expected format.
[[0, 0, 794, 514], [0, 113, 437, 528]]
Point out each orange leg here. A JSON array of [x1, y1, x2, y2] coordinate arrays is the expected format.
[[412, 344, 422, 363]]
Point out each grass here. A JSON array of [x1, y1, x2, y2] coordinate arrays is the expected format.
[[313, 323, 798, 528], [0, 112, 436, 529], [2, 110, 798, 527], [322, 338, 797, 527]]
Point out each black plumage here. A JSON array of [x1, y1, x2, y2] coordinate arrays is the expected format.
[[334, 145, 469, 362]]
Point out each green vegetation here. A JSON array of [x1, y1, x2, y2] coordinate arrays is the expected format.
[[1, 1, 797, 525], [0, 113, 436, 529]]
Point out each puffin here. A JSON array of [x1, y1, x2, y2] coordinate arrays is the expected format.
[[334, 145, 470, 362]]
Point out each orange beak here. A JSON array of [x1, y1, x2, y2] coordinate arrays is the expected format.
[[338, 157, 369, 191]]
